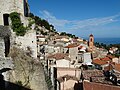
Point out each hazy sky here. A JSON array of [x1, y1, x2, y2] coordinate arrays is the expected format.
[[28, 0, 120, 38]]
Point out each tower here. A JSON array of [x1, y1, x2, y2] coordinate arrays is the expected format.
[[0, 0, 29, 25], [89, 34, 94, 50]]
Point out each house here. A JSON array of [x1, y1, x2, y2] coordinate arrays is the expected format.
[[47, 53, 71, 68], [82, 70, 104, 81], [64, 43, 79, 64], [56, 67, 81, 90], [55, 36, 70, 42], [36, 35, 46, 42], [109, 47, 118, 54], [83, 81, 120, 90], [92, 59, 109, 70], [54, 44, 64, 53], [83, 52, 92, 65], [78, 44, 88, 53], [45, 44, 55, 54], [57, 75, 79, 90], [82, 69, 120, 90]]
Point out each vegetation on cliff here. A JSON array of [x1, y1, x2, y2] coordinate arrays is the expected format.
[[10, 12, 26, 36], [29, 13, 56, 32]]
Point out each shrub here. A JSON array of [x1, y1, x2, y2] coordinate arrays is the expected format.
[[10, 12, 26, 36]]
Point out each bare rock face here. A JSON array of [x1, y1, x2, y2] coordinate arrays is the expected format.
[[9, 47, 48, 90]]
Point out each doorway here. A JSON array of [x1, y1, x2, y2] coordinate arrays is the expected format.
[[3, 14, 9, 26]]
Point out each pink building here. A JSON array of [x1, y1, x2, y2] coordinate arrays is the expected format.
[[56, 67, 81, 90]]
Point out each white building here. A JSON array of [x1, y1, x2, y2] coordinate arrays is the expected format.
[[83, 52, 92, 65]]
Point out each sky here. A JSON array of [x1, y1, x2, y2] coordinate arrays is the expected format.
[[28, 0, 120, 38]]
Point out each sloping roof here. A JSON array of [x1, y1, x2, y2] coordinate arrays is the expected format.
[[106, 55, 115, 59], [56, 36, 69, 39], [47, 53, 71, 61], [82, 70, 104, 80], [57, 74, 78, 83], [100, 57, 111, 61], [92, 56, 113, 65], [92, 59, 108, 65], [65, 43, 79, 48]]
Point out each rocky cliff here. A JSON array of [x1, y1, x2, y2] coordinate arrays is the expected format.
[[8, 46, 48, 90], [0, 25, 48, 90]]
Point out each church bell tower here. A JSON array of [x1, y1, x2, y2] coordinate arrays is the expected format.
[[89, 34, 94, 50]]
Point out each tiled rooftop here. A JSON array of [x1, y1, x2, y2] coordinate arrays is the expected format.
[[47, 53, 71, 61], [82, 70, 113, 85], [92, 59, 108, 65], [65, 43, 79, 48]]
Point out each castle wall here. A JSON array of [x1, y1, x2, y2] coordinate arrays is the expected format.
[[15, 29, 37, 58], [0, 37, 5, 58], [0, 0, 28, 25]]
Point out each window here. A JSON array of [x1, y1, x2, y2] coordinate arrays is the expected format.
[[90, 38, 93, 42], [76, 57, 77, 59], [3, 14, 9, 26]]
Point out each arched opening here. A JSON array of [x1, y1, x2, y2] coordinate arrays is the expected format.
[[90, 38, 93, 42], [3, 14, 9, 26]]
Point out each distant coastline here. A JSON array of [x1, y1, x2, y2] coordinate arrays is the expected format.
[[84, 37, 120, 45]]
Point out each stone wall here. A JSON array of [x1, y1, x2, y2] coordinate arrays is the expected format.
[[0, 37, 5, 58], [15, 29, 37, 58], [0, 0, 29, 25]]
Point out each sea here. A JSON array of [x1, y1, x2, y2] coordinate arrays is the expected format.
[[84, 37, 120, 45]]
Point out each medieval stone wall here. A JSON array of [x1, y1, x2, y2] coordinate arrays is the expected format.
[[0, 0, 29, 25]]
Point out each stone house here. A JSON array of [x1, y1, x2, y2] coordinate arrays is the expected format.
[[0, 0, 29, 26], [36, 35, 46, 42], [92, 58, 109, 70], [56, 67, 81, 90], [47, 53, 71, 88], [64, 43, 79, 64], [45, 44, 55, 54], [47, 53, 71, 69], [83, 81, 120, 90], [49, 67, 81, 90], [57, 75, 79, 90]]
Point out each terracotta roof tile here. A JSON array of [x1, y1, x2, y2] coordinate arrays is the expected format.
[[100, 57, 111, 61], [92, 59, 108, 65], [47, 53, 71, 61], [65, 43, 79, 48], [83, 70, 104, 80]]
